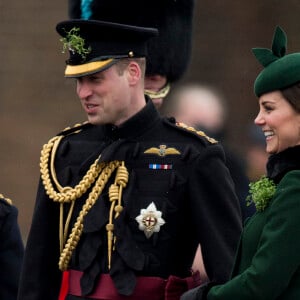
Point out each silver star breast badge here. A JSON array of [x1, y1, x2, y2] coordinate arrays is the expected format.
[[135, 202, 165, 238]]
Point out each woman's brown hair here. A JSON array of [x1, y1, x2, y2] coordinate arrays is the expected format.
[[281, 82, 300, 113]]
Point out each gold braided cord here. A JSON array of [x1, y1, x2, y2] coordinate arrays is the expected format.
[[62, 201, 75, 248], [59, 203, 64, 252], [40, 135, 103, 203], [40, 129, 102, 258], [40, 128, 129, 272], [114, 163, 128, 217], [106, 162, 128, 269], [106, 199, 116, 270], [59, 201, 76, 252], [59, 161, 123, 271], [50, 135, 64, 191], [40, 134, 103, 253]]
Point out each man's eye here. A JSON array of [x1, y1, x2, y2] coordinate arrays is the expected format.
[[91, 75, 103, 82]]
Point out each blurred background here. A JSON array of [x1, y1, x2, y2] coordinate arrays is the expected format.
[[1, 0, 300, 242]]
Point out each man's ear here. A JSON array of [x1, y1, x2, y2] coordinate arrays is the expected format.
[[127, 61, 141, 85]]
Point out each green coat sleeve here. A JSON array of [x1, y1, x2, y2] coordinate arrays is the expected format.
[[207, 170, 300, 300]]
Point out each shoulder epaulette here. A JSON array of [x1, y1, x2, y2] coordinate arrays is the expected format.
[[56, 121, 92, 137], [0, 193, 12, 205], [174, 121, 218, 144]]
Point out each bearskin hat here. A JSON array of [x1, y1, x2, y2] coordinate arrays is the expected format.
[[68, 0, 195, 83]]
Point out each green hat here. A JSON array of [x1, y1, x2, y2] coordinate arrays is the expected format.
[[252, 26, 300, 97], [56, 19, 158, 78]]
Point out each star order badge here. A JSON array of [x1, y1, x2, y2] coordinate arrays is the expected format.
[[135, 202, 165, 238]]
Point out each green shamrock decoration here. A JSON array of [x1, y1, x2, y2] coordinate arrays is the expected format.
[[60, 27, 91, 61], [246, 175, 276, 212]]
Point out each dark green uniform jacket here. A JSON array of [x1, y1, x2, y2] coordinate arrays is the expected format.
[[182, 145, 300, 300], [18, 99, 242, 300]]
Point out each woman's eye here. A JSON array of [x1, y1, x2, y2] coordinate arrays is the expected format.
[[263, 105, 273, 112]]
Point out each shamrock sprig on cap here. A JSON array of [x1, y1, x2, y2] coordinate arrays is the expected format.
[[60, 27, 91, 61], [246, 175, 276, 212]]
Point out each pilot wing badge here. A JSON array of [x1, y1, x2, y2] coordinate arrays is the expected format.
[[144, 144, 180, 157]]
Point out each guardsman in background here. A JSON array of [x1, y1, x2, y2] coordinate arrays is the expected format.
[[68, 0, 195, 110], [0, 194, 24, 300]]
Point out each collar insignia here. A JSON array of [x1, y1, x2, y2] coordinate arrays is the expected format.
[[144, 144, 180, 157], [135, 202, 165, 238]]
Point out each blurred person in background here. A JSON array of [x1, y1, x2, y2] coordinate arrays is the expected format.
[[161, 83, 255, 284], [181, 25, 300, 300], [0, 193, 24, 300], [68, 0, 195, 110], [161, 83, 255, 221]]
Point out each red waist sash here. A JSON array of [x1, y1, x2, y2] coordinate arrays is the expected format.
[[59, 269, 201, 300]]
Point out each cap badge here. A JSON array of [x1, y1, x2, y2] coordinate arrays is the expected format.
[[135, 202, 165, 238], [144, 144, 180, 157], [60, 27, 91, 60]]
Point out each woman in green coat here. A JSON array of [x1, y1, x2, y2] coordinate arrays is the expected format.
[[181, 25, 300, 300]]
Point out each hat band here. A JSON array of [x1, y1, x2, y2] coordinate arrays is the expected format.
[[65, 58, 116, 77]]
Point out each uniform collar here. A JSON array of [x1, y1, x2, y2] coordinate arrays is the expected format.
[[104, 97, 160, 140]]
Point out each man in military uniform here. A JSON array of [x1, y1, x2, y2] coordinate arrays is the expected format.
[[66, 0, 243, 285], [17, 19, 242, 300], [67, 0, 195, 109]]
